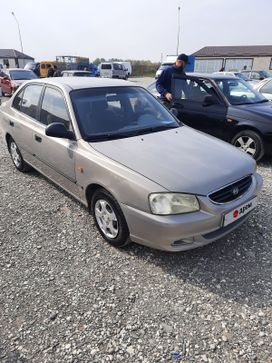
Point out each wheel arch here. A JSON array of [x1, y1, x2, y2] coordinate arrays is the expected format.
[[230, 125, 263, 139]]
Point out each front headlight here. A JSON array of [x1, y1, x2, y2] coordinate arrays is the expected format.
[[149, 193, 199, 215]]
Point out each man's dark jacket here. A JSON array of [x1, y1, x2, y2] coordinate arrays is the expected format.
[[156, 66, 186, 100]]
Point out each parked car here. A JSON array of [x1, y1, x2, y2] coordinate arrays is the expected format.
[[241, 70, 272, 81], [99, 62, 128, 79], [148, 73, 272, 160], [115, 62, 132, 77], [0, 78, 262, 251], [213, 71, 258, 86], [253, 77, 272, 101], [24, 61, 41, 77], [61, 70, 94, 77], [155, 63, 173, 79], [0, 69, 38, 96]]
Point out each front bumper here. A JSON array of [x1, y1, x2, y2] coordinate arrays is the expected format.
[[121, 173, 263, 251]]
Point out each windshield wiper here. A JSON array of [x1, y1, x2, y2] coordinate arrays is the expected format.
[[255, 99, 269, 104], [86, 124, 179, 142]]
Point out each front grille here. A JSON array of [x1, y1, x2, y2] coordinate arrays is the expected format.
[[209, 175, 252, 204]]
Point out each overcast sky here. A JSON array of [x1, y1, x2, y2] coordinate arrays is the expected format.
[[1, 0, 272, 63]]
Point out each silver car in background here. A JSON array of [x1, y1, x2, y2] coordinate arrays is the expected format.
[[253, 77, 272, 101], [0, 78, 262, 251]]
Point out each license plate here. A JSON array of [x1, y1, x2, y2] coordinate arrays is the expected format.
[[223, 197, 257, 227]]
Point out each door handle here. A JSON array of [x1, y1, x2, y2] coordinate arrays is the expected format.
[[34, 135, 42, 143], [9, 120, 14, 127]]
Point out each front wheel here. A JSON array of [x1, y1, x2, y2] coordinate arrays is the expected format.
[[8, 137, 31, 172], [231, 130, 264, 161], [91, 189, 130, 248]]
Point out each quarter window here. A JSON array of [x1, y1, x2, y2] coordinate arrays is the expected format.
[[40, 87, 70, 129], [12, 88, 25, 111], [20, 85, 43, 119]]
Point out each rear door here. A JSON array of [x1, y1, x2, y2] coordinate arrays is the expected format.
[[30, 86, 80, 196], [171, 75, 229, 139]]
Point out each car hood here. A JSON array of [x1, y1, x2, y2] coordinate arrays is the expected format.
[[90, 127, 255, 195], [230, 102, 272, 121]]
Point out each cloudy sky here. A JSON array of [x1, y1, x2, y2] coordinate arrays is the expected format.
[[1, 0, 272, 63]]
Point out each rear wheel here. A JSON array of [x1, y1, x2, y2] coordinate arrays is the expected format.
[[91, 188, 130, 248], [231, 130, 264, 161], [8, 137, 31, 172]]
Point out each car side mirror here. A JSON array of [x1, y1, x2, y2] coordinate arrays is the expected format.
[[45, 122, 75, 140], [203, 95, 220, 107]]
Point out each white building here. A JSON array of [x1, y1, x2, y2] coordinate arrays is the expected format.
[[0, 49, 34, 69], [193, 45, 272, 73]]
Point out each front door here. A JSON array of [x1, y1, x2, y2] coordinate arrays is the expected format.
[[171, 75, 228, 140]]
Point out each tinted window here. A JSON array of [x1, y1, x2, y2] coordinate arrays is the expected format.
[[71, 86, 179, 141], [172, 78, 215, 102], [9, 70, 37, 80], [20, 85, 43, 119], [40, 87, 70, 128], [101, 64, 112, 70]]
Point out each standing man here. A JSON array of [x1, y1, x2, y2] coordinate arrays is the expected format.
[[156, 53, 189, 106]]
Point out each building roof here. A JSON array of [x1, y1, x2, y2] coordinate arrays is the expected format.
[[193, 45, 272, 57], [0, 49, 34, 60]]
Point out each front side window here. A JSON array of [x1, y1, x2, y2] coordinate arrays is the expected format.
[[172, 78, 216, 103], [20, 85, 43, 119], [40, 87, 70, 128], [71, 86, 179, 141]]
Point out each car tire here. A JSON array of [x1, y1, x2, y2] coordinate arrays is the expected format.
[[231, 130, 264, 161], [91, 188, 130, 248], [8, 137, 31, 172]]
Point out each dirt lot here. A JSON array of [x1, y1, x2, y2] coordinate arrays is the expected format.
[[0, 87, 271, 362]]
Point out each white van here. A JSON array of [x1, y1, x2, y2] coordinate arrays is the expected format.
[[100, 62, 127, 79], [116, 62, 132, 77]]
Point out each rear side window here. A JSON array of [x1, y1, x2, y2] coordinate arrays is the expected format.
[[40, 87, 70, 129], [101, 64, 112, 70], [18, 85, 43, 119]]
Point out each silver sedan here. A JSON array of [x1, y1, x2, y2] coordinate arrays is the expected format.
[[0, 78, 262, 251], [253, 77, 272, 101]]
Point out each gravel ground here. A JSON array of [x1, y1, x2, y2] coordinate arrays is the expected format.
[[0, 99, 272, 362]]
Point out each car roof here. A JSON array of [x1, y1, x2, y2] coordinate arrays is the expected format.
[[23, 77, 140, 90], [186, 72, 239, 80], [7, 68, 32, 71], [62, 70, 91, 73]]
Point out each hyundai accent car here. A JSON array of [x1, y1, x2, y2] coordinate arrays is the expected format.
[[149, 73, 272, 160], [0, 78, 262, 251], [0, 68, 38, 96]]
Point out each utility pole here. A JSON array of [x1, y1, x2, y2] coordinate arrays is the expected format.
[[176, 6, 181, 55], [11, 11, 24, 53]]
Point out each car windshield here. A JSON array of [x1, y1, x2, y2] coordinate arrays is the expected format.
[[9, 70, 37, 80], [263, 70, 272, 78], [71, 86, 179, 141], [215, 79, 268, 105], [234, 72, 249, 81]]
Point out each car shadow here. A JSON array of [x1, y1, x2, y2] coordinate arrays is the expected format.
[[123, 200, 271, 309]]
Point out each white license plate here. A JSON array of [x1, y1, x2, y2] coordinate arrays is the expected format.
[[223, 197, 257, 227]]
